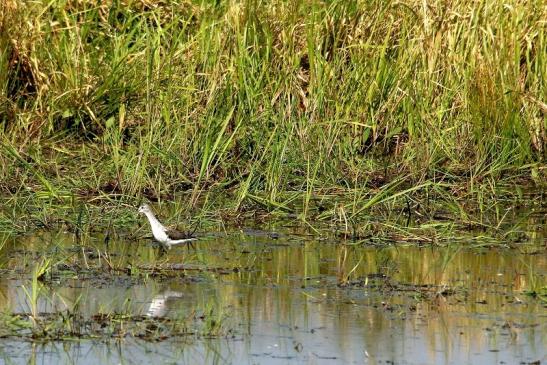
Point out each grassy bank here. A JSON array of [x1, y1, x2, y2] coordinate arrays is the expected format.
[[0, 0, 545, 238]]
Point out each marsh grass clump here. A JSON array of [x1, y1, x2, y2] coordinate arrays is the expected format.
[[0, 0, 545, 238], [0, 310, 228, 342]]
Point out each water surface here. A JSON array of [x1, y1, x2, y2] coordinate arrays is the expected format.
[[0, 229, 545, 364]]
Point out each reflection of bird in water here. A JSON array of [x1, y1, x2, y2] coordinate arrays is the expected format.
[[138, 204, 197, 249], [146, 290, 184, 318]]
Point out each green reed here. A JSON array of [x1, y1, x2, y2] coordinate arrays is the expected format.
[[0, 0, 544, 239]]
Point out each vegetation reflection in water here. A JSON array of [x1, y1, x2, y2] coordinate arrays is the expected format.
[[0, 230, 544, 364]]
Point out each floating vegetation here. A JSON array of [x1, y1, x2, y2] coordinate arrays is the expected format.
[[0, 310, 230, 342]]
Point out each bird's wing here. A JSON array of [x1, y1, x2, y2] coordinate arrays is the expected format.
[[165, 228, 194, 240]]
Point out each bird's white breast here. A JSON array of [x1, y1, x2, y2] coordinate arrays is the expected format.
[[151, 225, 168, 243]]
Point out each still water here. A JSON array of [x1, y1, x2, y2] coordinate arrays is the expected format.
[[0, 229, 545, 364]]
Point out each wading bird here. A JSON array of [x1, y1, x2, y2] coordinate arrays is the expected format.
[[138, 204, 197, 249]]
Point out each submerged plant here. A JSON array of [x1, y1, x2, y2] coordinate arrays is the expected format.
[[21, 259, 52, 322]]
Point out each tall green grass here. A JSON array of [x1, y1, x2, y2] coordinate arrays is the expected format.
[[0, 0, 545, 230]]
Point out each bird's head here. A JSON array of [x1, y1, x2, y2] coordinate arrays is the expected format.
[[138, 204, 151, 214]]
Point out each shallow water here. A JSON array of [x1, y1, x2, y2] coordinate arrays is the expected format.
[[0, 229, 545, 365]]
